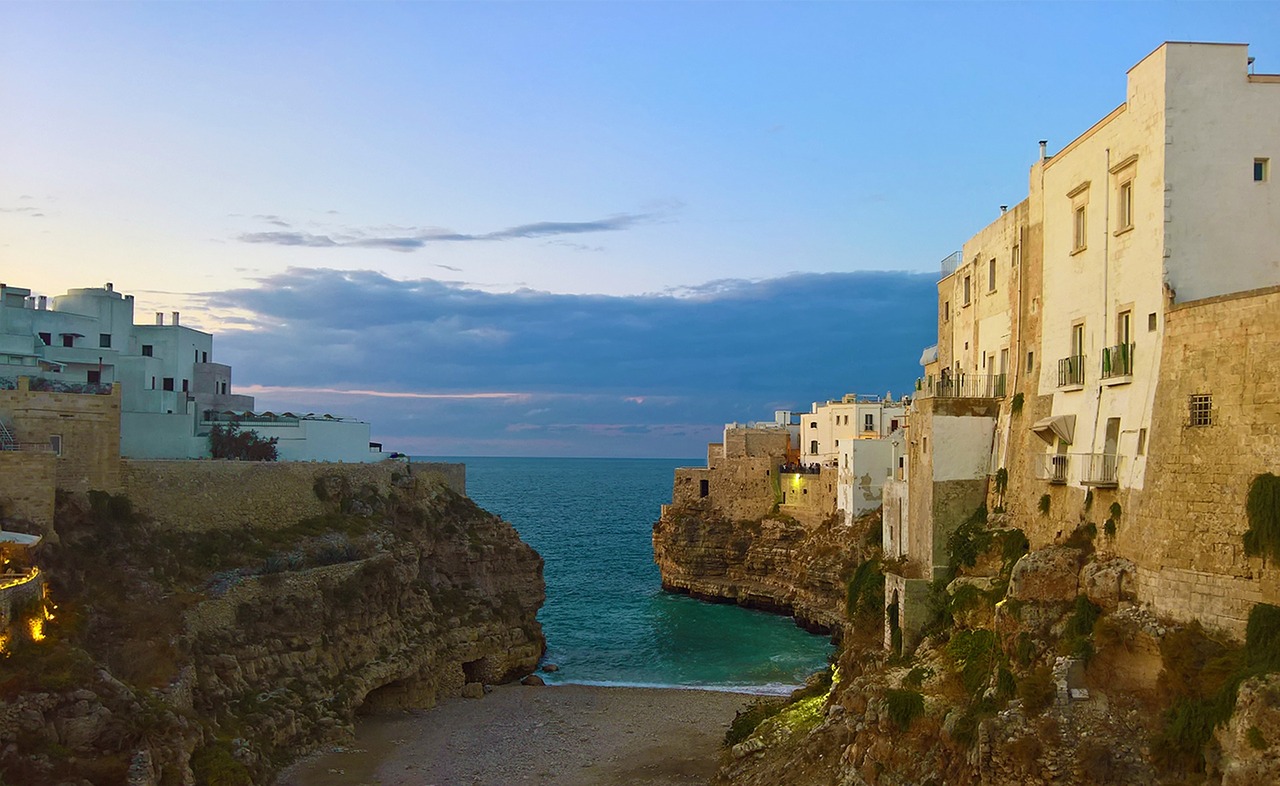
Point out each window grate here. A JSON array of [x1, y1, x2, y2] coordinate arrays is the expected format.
[[1188, 394, 1213, 427]]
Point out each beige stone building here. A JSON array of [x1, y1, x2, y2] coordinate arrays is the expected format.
[[891, 42, 1280, 644]]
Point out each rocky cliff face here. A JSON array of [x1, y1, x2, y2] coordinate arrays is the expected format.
[[668, 505, 1280, 786], [0, 467, 544, 785], [652, 501, 879, 634]]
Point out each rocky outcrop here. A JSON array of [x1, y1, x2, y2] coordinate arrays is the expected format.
[[0, 465, 544, 785], [653, 501, 879, 633]]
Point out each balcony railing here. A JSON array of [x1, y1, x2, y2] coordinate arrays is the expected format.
[[939, 251, 962, 280], [1033, 452, 1121, 487], [1079, 453, 1120, 487], [922, 373, 1006, 399], [1058, 355, 1086, 387], [1101, 343, 1135, 379], [1035, 454, 1070, 484]]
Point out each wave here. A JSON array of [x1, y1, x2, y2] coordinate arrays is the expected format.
[[544, 679, 802, 696]]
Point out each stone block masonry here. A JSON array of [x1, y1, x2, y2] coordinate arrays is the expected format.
[[0, 451, 56, 531], [122, 459, 465, 533], [0, 377, 121, 494]]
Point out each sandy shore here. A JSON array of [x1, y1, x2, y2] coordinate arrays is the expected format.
[[279, 683, 755, 786]]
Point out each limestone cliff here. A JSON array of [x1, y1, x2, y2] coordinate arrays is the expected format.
[[0, 465, 544, 785], [708, 511, 1280, 786], [652, 501, 880, 634]]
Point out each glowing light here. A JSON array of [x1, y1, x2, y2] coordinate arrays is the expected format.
[[28, 616, 44, 642], [0, 566, 39, 591], [0, 631, 9, 655]]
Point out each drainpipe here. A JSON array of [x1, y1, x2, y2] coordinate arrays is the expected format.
[[1091, 148, 1111, 459]]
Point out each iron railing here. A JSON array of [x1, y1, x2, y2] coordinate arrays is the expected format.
[[1035, 453, 1070, 484], [1058, 355, 1086, 387], [922, 373, 1006, 399], [1101, 343, 1134, 379], [1079, 453, 1120, 487]]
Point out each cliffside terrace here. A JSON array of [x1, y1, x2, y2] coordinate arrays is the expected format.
[[917, 372, 1006, 399]]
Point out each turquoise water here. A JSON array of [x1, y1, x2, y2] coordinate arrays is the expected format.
[[426, 456, 833, 693]]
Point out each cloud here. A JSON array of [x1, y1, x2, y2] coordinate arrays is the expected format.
[[203, 268, 939, 457], [234, 212, 657, 252]]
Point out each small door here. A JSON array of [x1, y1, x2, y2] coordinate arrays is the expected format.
[[1104, 417, 1121, 456]]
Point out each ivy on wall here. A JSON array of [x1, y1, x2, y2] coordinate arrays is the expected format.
[[1243, 473, 1280, 563]]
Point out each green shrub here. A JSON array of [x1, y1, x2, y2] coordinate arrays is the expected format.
[[885, 688, 924, 730], [994, 468, 1009, 496], [209, 422, 278, 461], [945, 506, 990, 574], [724, 698, 787, 746], [1010, 392, 1024, 414], [1084, 489, 1093, 510], [1103, 518, 1117, 538], [191, 742, 252, 786], [903, 665, 933, 689], [1247, 725, 1267, 750], [1038, 494, 1051, 516], [948, 629, 1000, 697], [845, 559, 884, 621], [1109, 501, 1123, 520], [1061, 595, 1102, 660]]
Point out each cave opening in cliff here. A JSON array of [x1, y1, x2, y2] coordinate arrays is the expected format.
[[358, 680, 409, 715], [463, 657, 493, 684]]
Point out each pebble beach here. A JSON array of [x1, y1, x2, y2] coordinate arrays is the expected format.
[[280, 683, 755, 786]]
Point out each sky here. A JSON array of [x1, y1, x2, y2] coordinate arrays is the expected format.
[[2, 2, 1277, 457]]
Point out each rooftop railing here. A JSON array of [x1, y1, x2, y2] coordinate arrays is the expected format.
[[919, 373, 1006, 399], [939, 251, 962, 280]]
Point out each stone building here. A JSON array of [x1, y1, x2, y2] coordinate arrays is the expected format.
[[890, 41, 1280, 644]]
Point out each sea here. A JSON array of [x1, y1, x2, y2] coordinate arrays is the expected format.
[[423, 456, 834, 694]]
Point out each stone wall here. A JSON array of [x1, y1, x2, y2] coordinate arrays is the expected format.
[[121, 459, 465, 532], [779, 469, 837, 527], [672, 456, 780, 522], [0, 570, 43, 631], [0, 451, 56, 532], [1125, 285, 1280, 636], [0, 378, 121, 493]]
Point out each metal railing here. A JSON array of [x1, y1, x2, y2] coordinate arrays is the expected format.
[[1101, 343, 1134, 379], [1035, 453, 1070, 484], [939, 251, 962, 280], [1080, 453, 1120, 487], [921, 373, 1006, 399], [1058, 355, 1086, 387]]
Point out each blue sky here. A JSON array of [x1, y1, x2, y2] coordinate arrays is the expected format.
[[2, 2, 1277, 456]]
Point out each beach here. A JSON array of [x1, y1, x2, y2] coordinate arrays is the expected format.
[[280, 683, 755, 786]]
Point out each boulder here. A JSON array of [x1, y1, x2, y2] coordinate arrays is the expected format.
[[541, 663, 559, 673], [1008, 547, 1083, 603], [520, 674, 545, 686], [1080, 558, 1136, 611], [461, 682, 485, 699]]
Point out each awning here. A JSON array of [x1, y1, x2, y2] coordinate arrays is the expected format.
[[919, 345, 939, 366], [1031, 414, 1076, 445]]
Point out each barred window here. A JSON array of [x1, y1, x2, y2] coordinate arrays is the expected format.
[[1188, 394, 1213, 427]]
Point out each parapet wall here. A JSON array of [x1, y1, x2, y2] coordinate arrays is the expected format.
[[121, 459, 466, 533], [0, 378, 121, 493], [0, 452, 56, 532], [673, 455, 779, 522]]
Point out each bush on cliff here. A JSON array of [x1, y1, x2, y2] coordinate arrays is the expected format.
[[209, 422, 279, 461]]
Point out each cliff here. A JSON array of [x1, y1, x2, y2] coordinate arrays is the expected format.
[[652, 501, 878, 634], [0, 464, 544, 785], [706, 511, 1280, 786]]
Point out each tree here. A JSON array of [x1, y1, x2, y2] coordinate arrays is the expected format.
[[208, 422, 279, 461]]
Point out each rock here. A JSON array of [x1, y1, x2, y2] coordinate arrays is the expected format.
[[732, 737, 766, 758], [462, 682, 485, 699], [541, 663, 559, 673], [520, 675, 545, 686], [1080, 558, 1136, 611], [1008, 547, 1083, 603]]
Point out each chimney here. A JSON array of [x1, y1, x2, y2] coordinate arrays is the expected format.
[[105, 282, 113, 292], [38, 296, 47, 310], [156, 312, 164, 325], [1000, 205, 1008, 214], [172, 311, 180, 326], [1039, 140, 1048, 161]]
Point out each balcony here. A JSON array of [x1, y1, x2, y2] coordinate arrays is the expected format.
[[922, 373, 1006, 399], [1058, 355, 1086, 388], [1101, 343, 1134, 382], [1035, 453, 1070, 485], [1033, 452, 1121, 487], [1079, 453, 1120, 488]]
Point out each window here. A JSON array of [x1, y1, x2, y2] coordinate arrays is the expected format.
[[61, 334, 74, 348], [864, 414, 875, 431], [1117, 180, 1134, 230], [1188, 394, 1213, 427], [890, 419, 899, 432], [38, 332, 51, 346], [182, 379, 189, 393], [963, 275, 972, 306], [1148, 312, 1158, 332], [141, 344, 153, 357], [1027, 351, 1035, 372], [220, 382, 228, 395], [1072, 323, 1085, 357], [699, 479, 709, 498], [810, 440, 818, 454], [1256, 158, 1270, 182], [202, 351, 208, 363], [1012, 243, 1021, 269], [809, 421, 817, 429], [162, 377, 174, 391], [86, 370, 100, 384], [1137, 428, 1147, 456], [1072, 205, 1087, 251], [1117, 310, 1132, 344], [988, 258, 996, 291], [99, 333, 111, 348], [151, 376, 156, 389], [48, 435, 62, 456], [944, 301, 951, 322]]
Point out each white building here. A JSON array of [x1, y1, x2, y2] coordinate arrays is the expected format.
[[0, 282, 380, 462], [798, 393, 908, 469]]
